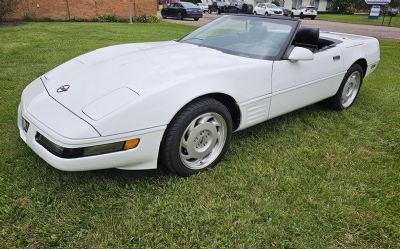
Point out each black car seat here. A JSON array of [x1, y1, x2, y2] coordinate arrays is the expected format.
[[292, 28, 320, 52]]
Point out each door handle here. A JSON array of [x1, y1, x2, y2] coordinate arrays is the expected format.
[[333, 55, 341, 61]]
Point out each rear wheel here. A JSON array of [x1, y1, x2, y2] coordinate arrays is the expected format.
[[194, 17, 199, 21], [291, 13, 294, 18], [300, 13, 304, 19], [311, 16, 316, 20], [177, 12, 183, 20], [324, 64, 363, 110], [159, 98, 232, 176]]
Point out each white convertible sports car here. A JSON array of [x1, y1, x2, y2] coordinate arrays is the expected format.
[[18, 15, 380, 176]]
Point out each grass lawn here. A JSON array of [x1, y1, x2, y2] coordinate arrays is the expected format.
[[1, 22, 399, 248], [317, 14, 400, 28]]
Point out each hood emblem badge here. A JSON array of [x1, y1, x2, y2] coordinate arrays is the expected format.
[[57, 85, 70, 93]]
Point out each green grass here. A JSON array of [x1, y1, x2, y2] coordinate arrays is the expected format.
[[1, 22, 399, 248], [317, 14, 400, 27]]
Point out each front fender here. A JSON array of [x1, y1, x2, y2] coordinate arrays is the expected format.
[[92, 60, 273, 136]]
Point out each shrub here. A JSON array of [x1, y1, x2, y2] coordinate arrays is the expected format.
[[23, 14, 34, 21], [330, 0, 352, 13], [272, 0, 280, 6], [133, 15, 161, 23], [95, 14, 118, 22], [318, 10, 355, 14], [0, 0, 19, 22]]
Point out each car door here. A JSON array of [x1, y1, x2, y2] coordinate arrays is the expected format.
[[260, 4, 267, 14], [167, 3, 177, 17], [255, 4, 263, 14], [176, 3, 184, 16], [163, 4, 172, 17], [268, 46, 346, 118]]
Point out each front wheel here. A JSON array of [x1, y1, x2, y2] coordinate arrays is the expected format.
[[159, 98, 233, 176], [311, 16, 316, 20], [194, 17, 199, 21], [177, 12, 183, 20], [324, 64, 363, 110], [300, 13, 304, 19]]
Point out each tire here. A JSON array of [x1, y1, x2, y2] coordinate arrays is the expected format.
[[311, 16, 316, 20], [161, 15, 166, 19], [159, 98, 233, 176], [194, 17, 199, 21], [254, 11, 257, 15], [300, 13, 304, 19], [291, 13, 294, 18], [324, 64, 364, 110], [177, 12, 183, 20]]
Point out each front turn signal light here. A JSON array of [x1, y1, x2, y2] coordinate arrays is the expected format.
[[124, 139, 140, 150]]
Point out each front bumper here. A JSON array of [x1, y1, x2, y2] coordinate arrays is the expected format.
[[18, 79, 166, 171]]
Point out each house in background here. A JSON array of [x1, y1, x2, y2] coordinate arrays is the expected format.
[[279, 0, 332, 10], [5, 0, 157, 21]]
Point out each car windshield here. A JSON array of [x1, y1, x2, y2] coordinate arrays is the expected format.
[[181, 2, 198, 8], [180, 15, 297, 60], [267, 3, 278, 8]]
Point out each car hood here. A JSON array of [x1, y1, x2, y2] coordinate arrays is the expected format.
[[42, 41, 247, 122]]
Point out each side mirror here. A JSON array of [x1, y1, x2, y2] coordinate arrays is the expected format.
[[288, 47, 314, 62]]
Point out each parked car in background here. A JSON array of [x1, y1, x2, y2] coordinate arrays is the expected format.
[[253, 3, 283, 16], [280, 6, 291, 16], [197, 3, 209, 13], [208, 0, 226, 14], [161, 2, 203, 21], [291, 6, 317, 19], [209, 0, 253, 14]]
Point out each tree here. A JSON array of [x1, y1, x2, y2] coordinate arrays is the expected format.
[[272, 0, 280, 6], [331, 0, 353, 13], [389, 0, 400, 8], [0, 0, 19, 22]]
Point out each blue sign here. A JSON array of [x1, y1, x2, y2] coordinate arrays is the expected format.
[[368, 5, 381, 19]]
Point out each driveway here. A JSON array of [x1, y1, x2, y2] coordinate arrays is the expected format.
[[160, 13, 400, 41], [301, 19, 400, 40]]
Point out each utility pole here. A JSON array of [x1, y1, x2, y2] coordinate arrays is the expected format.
[[128, 0, 133, 24]]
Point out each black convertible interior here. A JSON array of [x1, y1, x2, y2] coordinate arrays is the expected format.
[[292, 27, 341, 52]]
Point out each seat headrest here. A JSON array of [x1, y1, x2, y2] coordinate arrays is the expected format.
[[294, 28, 320, 46]]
